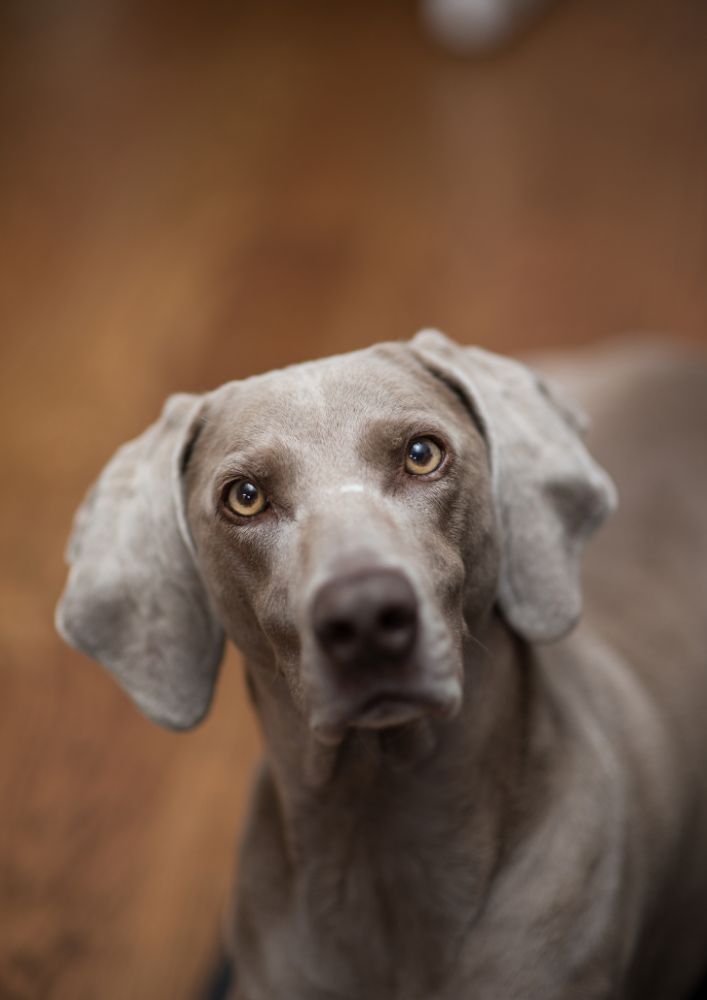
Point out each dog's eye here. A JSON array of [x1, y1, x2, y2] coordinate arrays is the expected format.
[[225, 479, 268, 517], [405, 437, 444, 476]]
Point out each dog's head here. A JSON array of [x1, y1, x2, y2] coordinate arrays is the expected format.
[[56, 332, 616, 741]]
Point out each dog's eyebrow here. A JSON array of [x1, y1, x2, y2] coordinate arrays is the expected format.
[[212, 444, 297, 487]]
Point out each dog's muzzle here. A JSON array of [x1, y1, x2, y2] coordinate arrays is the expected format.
[[309, 568, 456, 739]]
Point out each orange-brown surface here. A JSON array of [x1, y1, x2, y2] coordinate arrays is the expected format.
[[1, 1, 706, 997]]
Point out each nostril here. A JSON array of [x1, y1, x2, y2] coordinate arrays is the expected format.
[[318, 618, 359, 661], [375, 602, 417, 657], [324, 619, 357, 646], [378, 605, 414, 633]]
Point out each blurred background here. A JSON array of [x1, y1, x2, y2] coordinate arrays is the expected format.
[[0, 0, 705, 997]]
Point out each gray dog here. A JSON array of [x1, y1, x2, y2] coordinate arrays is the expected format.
[[56, 331, 707, 999]]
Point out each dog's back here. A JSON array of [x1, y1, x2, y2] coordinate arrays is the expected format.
[[553, 342, 707, 693], [541, 342, 707, 997]]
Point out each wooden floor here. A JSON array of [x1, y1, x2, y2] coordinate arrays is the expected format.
[[1, 0, 705, 997]]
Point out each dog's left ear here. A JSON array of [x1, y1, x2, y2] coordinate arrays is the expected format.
[[410, 329, 617, 643]]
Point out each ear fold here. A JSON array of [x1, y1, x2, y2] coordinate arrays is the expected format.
[[410, 329, 617, 643], [55, 394, 224, 729]]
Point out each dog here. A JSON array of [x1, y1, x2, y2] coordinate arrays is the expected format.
[[56, 331, 707, 998]]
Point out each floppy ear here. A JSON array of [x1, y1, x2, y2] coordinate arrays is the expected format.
[[55, 393, 225, 729], [410, 329, 617, 643]]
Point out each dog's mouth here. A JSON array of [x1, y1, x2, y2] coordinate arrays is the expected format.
[[311, 682, 461, 745], [353, 692, 444, 729]]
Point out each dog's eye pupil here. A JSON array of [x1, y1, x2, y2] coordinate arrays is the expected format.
[[409, 441, 432, 465], [239, 483, 259, 506], [225, 479, 267, 517], [405, 437, 444, 476]]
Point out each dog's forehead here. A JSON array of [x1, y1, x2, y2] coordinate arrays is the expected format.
[[204, 343, 459, 448]]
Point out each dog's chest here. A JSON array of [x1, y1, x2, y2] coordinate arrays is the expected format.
[[234, 774, 491, 999], [233, 772, 631, 1000], [252, 845, 479, 1000], [235, 861, 621, 1000]]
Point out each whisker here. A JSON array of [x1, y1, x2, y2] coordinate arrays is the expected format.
[[467, 631, 489, 655]]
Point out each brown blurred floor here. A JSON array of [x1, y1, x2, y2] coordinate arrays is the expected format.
[[0, 0, 706, 997]]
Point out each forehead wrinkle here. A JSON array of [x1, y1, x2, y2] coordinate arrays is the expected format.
[[317, 353, 455, 427], [209, 345, 433, 443]]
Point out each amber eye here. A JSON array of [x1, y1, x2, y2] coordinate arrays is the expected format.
[[405, 437, 444, 476], [225, 479, 268, 517]]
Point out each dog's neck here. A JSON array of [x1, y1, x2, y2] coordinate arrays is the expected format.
[[244, 614, 550, 960]]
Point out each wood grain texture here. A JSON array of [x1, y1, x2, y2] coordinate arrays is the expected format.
[[0, 0, 705, 997]]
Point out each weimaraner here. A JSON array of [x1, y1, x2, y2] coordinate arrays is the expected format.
[[56, 331, 707, 999]]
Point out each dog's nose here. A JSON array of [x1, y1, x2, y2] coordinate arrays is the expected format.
[[312, 569, 418, 667]]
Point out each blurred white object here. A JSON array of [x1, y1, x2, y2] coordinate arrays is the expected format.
[[420, 0, 555, 51]]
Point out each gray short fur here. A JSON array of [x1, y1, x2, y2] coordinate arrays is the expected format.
[[56, 333, 707, 999]]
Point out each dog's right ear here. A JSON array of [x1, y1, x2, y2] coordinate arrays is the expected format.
[[55, 394, 225, 730]]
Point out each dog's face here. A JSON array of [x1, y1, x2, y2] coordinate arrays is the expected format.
[[183, 343, 498, 742], [56, 331, 616, 735]]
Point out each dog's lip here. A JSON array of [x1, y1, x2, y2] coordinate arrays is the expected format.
[[353, 691, 447, 729], [311, 680, 461, 745]]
